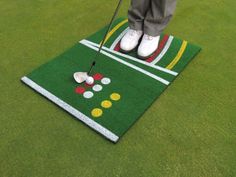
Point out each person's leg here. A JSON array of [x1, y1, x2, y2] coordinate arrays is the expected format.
[[137, 0, 177, 59], [121, 0, 151, 52], [144, 0, 177, 36], [128, 0, 151, 31]]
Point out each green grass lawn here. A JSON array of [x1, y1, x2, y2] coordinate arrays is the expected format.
[[0, 0, 235, 176]]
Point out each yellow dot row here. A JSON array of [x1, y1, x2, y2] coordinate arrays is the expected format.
[[110, 93, 121, 101], [91, 93, 121, 118], [101, 100, 112, 108]]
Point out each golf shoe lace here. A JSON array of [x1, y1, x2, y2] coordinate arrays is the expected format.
[[128, 29, 142, 37], [143, 34, 154, 40]]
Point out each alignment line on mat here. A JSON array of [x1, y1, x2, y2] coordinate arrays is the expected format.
[[80, 40, 170, 85], [102, 19, 128, 45], [151, 36, 174, 65], [21, 76, 119, 143], [81, 39, 178, 76], [166, 40, 188, 70], [110, 27, 129, 50]]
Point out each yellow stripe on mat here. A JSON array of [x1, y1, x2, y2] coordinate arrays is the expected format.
[[166, 40, 188, 70], [101, 19, 128, 45]]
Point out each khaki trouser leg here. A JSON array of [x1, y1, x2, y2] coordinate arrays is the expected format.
[[128, 0, 151, 31], [128, 0, 177, 36]]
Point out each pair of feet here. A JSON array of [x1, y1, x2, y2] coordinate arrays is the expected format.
[[120, 29, 160, 59]]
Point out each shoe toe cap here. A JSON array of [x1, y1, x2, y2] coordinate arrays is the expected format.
[[138, 46, 153, 57], [120, 39, 137, 51], [138, 43, 158, 58]]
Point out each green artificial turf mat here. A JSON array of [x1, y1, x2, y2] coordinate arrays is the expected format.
[[1, 1, 235, 176], [21, 18, 201, 142]]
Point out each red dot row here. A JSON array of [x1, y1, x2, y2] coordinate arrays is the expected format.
[[75, 73, 103, 94]]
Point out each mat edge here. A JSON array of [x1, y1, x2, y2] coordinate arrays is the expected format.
[[21, 76, 119, 143]]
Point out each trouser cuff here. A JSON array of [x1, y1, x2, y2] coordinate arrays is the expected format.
[[128, 19, 144, 32], [143, 26, 162, 36]]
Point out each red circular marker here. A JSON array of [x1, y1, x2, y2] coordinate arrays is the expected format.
[[75, 86, 85, 94], [93, 73, 103, 80]]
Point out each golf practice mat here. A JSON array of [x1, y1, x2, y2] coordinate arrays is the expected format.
[[21, 18, 201, 143]]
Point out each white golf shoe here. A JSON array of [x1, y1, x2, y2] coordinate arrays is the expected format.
[[120, 29, 143, 52], [138, 34, 160, 59]]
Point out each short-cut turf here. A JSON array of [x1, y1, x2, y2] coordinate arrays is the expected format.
[[0, 0, 235, 176]]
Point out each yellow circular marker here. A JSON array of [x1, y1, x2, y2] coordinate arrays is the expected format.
[[91, 108, 103, 118], [101, 100, 112, 109], [110, 93, 121, 101]]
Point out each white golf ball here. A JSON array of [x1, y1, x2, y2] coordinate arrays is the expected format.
[[86, 76, 94, 85]]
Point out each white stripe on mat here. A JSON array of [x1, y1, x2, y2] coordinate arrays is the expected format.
[[110, 27, 129, 50], [151, 36, 174, 65], [21, 76, 119, 143], [81, 39, 178, 76], [80, 40, 170, 85]]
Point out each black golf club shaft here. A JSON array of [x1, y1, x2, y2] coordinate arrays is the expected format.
[[87, 0, 123, 75]]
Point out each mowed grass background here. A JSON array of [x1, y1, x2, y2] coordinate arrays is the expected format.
[[0, 0, 235, 176]]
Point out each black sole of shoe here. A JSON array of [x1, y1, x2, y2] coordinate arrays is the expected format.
[[120, 46, 138, 54], [137, 50, 157, 60]]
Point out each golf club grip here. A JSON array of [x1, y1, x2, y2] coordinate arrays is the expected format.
[[88, 0, 123, 74]]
